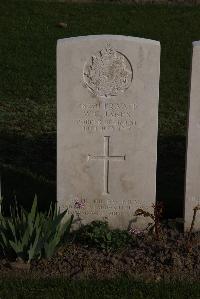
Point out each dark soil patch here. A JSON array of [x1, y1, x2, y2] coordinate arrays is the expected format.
[[0, 230, 199, 281]]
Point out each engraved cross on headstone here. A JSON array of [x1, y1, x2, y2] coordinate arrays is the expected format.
[[88, 136, 126, 195]]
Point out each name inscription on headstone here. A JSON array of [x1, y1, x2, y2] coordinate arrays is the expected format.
[[74, 102, 137, 132]]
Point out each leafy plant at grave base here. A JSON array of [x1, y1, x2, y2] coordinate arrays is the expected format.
[[188, 205, 200, 237], [135, 202, 164, 240], [75, 220, 134, 252], [0, 197, 73, 263], [183, 204, 200, 252]]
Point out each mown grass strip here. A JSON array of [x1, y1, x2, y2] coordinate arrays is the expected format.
[[0, 277, 199, 299]]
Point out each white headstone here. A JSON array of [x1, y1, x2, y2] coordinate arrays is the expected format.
[[185, 41, 200, 231], [57, 35, 160, 229]]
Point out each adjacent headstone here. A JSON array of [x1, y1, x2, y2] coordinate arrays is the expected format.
[[57, 35, 160, 229], [185, 41, 200, 231]]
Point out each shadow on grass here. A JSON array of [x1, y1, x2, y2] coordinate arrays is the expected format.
[[0, 132, 186, 220], [1, 167, 56, 215], [0, 131, 56, 181], [0, 131, 56, 213], [157, 135, 186, 220]]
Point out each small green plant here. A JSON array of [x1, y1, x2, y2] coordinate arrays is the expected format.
[[0, 197, 73, 262], [75, 221, 133, 252]]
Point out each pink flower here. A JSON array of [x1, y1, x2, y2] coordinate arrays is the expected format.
[[74, 198, 85, 209]]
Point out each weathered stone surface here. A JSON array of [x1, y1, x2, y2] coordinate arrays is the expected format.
[[185, 41, 200, 231], [57, 35, 160, 229]]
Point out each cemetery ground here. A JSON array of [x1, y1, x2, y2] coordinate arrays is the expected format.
[[1, 1, 200, 298]]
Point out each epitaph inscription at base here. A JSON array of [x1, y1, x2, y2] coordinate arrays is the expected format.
[[57, 35, 160, 229]]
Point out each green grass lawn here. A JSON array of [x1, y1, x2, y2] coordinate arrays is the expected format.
[[0, 277, 199, 299], [1, 2, 198, 136], [1, 1, 200, 216]]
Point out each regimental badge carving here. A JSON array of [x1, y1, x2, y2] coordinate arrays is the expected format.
[[83, 44, 133, 98]]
